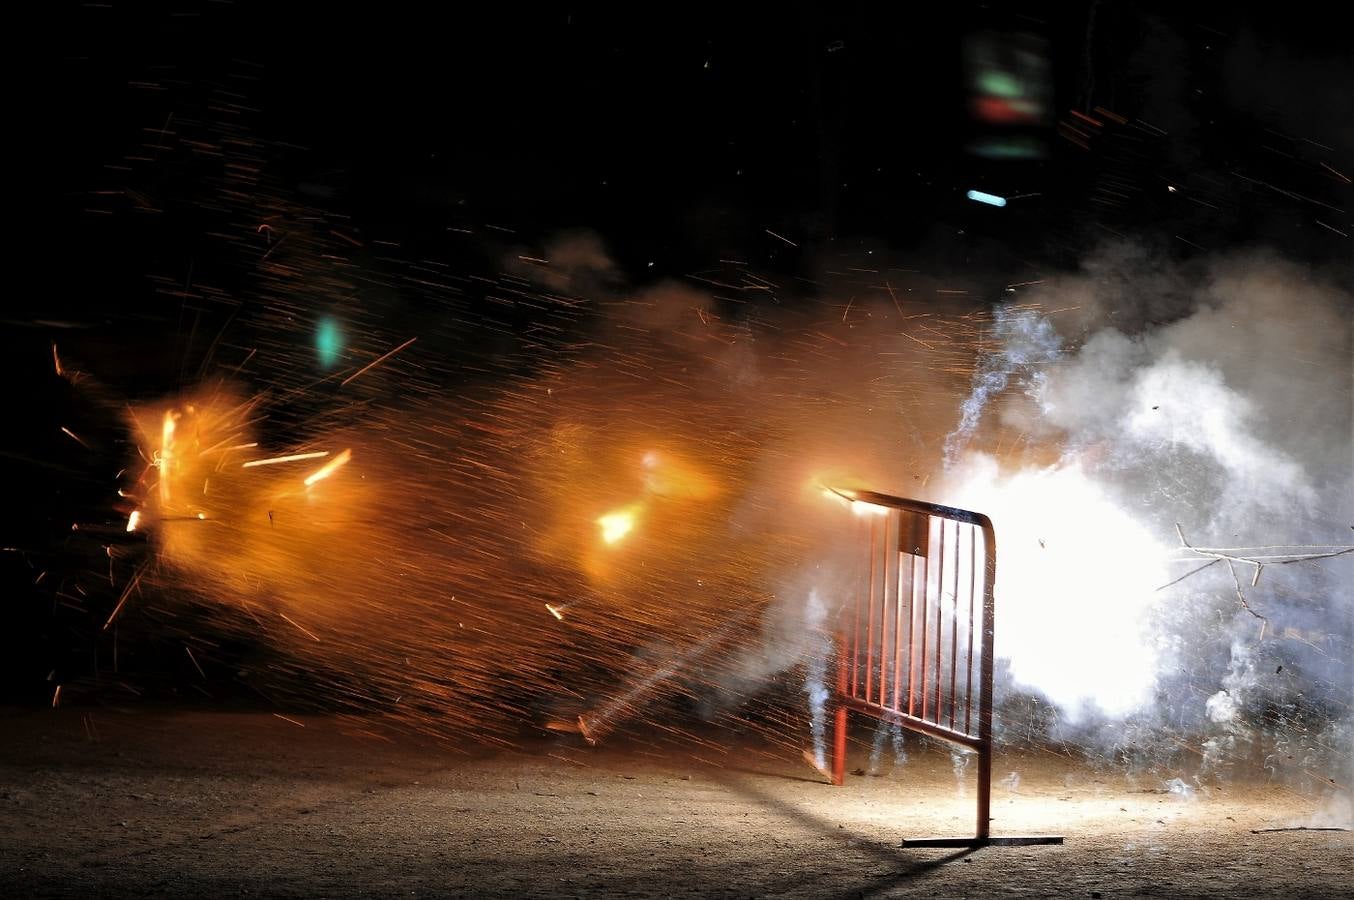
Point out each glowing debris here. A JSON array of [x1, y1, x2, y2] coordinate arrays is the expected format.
[[60, 427, 90, 449]]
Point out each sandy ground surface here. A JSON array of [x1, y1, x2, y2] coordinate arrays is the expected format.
[[0, 708, 1350, 899]]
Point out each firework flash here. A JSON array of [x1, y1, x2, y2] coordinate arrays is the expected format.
[[113, 271, 989, 749]]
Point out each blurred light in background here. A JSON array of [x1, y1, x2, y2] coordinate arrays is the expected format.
[[316, 317, 343, 369], [963, 29, 1053, 160], [966, 189, 1008, 207]]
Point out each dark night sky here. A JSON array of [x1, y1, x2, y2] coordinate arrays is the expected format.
[[36, 1, 1351, 291], [5, 0, 1351, 701]]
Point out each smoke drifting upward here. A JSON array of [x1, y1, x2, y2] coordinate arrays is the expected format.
[[113, 227, 1350, 795], [943, 306, 1062, 465]]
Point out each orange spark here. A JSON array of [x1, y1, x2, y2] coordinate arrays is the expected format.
[[303, 448, 352, 487], [60, 427, 89, 448], [242, 450, 330, 468], [340, 337, 417, 387]]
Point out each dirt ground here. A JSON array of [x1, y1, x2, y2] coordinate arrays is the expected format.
[[0, 709, 1349, 899]]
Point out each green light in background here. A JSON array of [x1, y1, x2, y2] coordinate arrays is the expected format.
[[978, 70, 1023, 98], [316, 317, 343, 369], [967, 135, 1047, 159]]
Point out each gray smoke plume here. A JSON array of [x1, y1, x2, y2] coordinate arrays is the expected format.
[[943, 305, 1063, 465]]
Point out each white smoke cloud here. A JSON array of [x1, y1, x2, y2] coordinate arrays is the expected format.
[[956, 246, 1352, 761], [1026, 253, 1349, 534]]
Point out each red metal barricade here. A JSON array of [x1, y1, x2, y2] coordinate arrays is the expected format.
[[827, 488, 1005, 844]]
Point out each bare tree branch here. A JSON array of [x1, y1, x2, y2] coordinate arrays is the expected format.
[[1159, 525, 1354, 625]]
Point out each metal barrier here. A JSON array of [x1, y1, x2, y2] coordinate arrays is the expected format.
[[826, 487, 1060, 848]]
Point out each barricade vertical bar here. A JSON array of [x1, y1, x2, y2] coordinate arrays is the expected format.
[[832, 617, 848, 786], [918, 519, 931, 721], [907, 550, 919, 717], [932, 518, 944, 724], [975, 516, 996, 841], [965, 523, 977, 735], [884, 513, 898, 708], [865, 517, 878, 703], [949, 521, 961, 730], [891, 523, 906, 711], [877, 513, 891, 708], [850, 518, 863, 698]]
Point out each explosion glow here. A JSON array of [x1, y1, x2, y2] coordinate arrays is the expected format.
[[596, 506, 640, 545], [951, 457, 1167, 719]]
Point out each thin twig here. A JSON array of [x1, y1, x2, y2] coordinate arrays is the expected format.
[[1167, 525, 1354, 622], [1225, 558, 1266, 622], [1155, 558, 1220, 591]]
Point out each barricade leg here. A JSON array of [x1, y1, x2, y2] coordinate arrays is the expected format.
[[830, 703, 847, 786]]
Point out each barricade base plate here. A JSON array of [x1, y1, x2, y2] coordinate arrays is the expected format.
[[901, 835, 1064, 848]]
